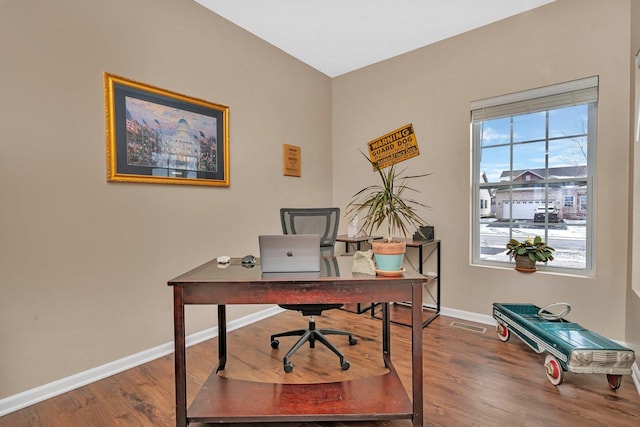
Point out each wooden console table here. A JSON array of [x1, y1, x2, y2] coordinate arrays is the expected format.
[[336, 234, 383, 253], [168, 256, 426, 426], [373, 240, 441, 328], [404, 239, 441, 327]]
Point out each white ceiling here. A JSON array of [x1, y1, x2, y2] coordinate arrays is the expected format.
[[194, 0, 555, 77]]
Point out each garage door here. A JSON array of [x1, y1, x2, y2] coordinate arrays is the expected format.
[[503, 201, 539, 220]]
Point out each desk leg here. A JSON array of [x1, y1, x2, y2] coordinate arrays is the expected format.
[[412, 281, 424, 427], [216, 304, 227, 372], [173, 287, 187, 427], [381, 302, 390, 359], [436, 241, 441, 316]]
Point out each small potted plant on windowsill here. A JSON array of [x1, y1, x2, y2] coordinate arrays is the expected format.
[[506, 236, 555, 272], [346, 153, 431, 275]]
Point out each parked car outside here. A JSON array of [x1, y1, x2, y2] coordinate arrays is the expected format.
[[533, 206, 559, 222]]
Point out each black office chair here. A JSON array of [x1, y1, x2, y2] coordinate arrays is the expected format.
[[270, 207, 357, 373]]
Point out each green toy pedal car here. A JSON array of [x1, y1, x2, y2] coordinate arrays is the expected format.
[[493, 302, 636, 389]]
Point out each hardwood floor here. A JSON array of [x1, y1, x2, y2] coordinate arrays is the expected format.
[[1, 306, 639, 426]]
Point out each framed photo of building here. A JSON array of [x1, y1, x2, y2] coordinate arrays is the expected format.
[[104, 73, 229, 187]]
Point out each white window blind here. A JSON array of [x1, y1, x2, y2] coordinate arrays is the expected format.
[[471, 76, 598, 121]]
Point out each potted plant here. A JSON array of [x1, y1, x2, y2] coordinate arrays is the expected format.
[[506, 236, 555, 272], [346, 153, 431, 274]]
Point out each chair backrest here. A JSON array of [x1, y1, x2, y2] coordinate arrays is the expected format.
[[280, 208, 340, 256]]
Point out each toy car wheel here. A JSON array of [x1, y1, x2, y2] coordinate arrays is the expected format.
[[607, 374, 622, 390], [496, 323, 510, 342], [544, 354, 564, 385]]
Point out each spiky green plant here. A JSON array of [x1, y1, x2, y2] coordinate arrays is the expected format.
[[506, 236, 555, 262], [346, 153, 431, 242]]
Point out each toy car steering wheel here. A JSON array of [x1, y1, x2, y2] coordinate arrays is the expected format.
[[538, 302, 571, 321]]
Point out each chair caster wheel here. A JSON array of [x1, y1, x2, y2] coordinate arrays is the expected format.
[[270, 339, 279, 349], [349, 336, 357, 345], [341, 360, 350, 371], [284, 362, 293, 373]]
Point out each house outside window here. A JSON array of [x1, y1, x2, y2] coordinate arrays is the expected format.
[[580, 195, 587, 211], [471, 77, 598, 273]]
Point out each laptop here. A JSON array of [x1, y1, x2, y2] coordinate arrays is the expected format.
[[259, 234, 321, 273]]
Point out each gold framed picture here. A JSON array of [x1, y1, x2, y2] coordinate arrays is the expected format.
[[104, 73, 229, 187]]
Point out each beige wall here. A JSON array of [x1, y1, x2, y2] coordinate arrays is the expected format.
[[0, 0, 332, 398], [628, 0, 640, 356], [333, 0, 637, 343], [2, 0, 639, 403]]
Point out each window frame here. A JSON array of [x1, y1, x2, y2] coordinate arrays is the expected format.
[[471, 77, 598, 275]]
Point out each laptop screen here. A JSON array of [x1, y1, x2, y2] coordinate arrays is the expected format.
[[258, 234, 321, 273]]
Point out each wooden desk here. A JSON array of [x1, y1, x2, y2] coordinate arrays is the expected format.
[[169, 256, 426, 427]]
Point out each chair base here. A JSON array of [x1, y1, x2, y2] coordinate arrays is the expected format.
[[270, 318, 357, 373]]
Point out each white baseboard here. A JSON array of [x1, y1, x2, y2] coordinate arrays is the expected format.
[[1, 304, 637, 417], [0, 306, 284, 417], [440, 306, 497, 326]]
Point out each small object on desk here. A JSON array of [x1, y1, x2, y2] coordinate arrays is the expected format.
[[413, 225, 434, 242], [216, 255, 231, 264], [241, 254, 257, 265], [351, 250, 375, 275]]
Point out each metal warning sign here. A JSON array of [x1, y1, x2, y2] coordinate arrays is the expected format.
[[367, 123, 419, 170]]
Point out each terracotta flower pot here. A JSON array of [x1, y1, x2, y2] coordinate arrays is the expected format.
[[371, 240, 406, 272], [514, 255, 537, 272]]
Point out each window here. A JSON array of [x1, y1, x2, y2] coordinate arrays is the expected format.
[[564, 196, 575, 207], [471, 77, 598, 272]]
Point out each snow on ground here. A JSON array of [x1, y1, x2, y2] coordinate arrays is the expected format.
[[479, 219, 586, 269]]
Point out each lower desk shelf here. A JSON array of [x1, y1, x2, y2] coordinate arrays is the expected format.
[[188, 365, 413, 423]]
